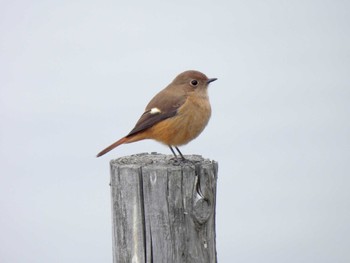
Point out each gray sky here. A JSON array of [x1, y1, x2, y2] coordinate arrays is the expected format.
[[1, 0, 349, 262]]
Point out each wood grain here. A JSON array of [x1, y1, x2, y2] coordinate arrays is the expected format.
[[110, 153, 218, 263]]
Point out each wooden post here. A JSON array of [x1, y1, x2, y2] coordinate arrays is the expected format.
[[109, 153, 218, 263]]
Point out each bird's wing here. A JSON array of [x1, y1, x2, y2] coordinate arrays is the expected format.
[[126, 87, 187, 137]]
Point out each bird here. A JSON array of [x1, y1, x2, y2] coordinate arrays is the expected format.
[[96, 70, 217, 160]]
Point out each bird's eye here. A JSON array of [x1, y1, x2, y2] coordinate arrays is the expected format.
[[190, 79, 198, 87]]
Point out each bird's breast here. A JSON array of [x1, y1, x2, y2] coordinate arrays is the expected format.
[[146, 94, 211, 146]]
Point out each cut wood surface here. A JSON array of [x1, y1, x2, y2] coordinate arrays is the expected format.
[[110, 153, 218, 263]]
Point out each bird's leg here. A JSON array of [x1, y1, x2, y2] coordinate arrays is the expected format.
[[175, 146, 186, 161], [169, 146, 178, 159], [169, 146, 185, 164]]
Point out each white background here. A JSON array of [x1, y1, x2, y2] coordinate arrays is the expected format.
[[1, 0, 349, 262]]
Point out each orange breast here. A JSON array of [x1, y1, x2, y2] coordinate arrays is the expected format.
[[144, 94, 211, 146]]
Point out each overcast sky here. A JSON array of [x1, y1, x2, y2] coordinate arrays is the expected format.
[[1, 0, 350, 262]]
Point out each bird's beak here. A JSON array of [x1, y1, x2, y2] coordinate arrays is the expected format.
[[207, 78, 217, 84]]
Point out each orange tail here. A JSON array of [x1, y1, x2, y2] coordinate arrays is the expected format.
[[96, 137, 128, 157]]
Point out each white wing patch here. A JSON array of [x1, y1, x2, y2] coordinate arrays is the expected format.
[[150, 107, 161, 114]]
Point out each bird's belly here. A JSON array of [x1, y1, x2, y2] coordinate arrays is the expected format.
[[148, 97, 211, 146]]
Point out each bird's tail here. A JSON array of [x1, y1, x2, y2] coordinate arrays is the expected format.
[[96, 137, 128, 157]]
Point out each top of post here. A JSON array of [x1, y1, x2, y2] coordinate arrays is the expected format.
[[110, 152, 217, 169]]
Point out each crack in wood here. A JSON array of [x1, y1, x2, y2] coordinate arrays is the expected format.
[[150, 224, 154, 263]]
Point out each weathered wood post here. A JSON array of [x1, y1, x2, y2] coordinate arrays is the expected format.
[[109, 153, 218, 263]]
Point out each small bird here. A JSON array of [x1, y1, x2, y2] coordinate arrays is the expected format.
[[96, 70, 217, 160]]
